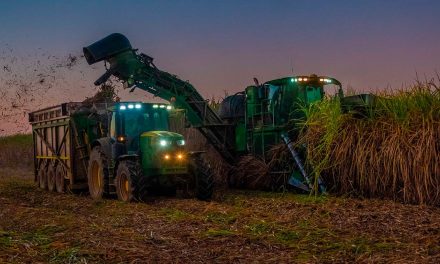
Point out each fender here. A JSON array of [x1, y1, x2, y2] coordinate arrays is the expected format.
[[90, 137, 113, 157], [117, 154, 139, 161]]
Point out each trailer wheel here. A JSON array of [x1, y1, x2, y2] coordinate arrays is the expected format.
[[115, 160, 143, 202], [47, 162, 56, 192], [87, 146, 109, 199], [38, 162, 48, 189], [55, 163, 66, 193], [189, 156, 214, 201]]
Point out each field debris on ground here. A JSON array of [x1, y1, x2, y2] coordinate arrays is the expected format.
[[0, 170, 439, 263]]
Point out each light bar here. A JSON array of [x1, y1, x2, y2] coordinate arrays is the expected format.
[[159, 105, 165, 108], [128, 104, 134, 109], [119, 105, 126, 110], [135, 103, 142, 109]]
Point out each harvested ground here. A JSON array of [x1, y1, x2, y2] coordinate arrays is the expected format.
[[0, 169, 439, 263]]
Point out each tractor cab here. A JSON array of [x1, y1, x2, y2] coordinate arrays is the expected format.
[[109, 102, 172, 153], [108, 101, 187, 174]]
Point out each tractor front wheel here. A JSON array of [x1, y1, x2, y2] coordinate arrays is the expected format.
[[189, 156, 214, 201], [115, 160, 143, 202]]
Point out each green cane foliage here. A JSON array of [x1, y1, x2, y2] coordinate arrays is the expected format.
[[298, 80, 440, 205]]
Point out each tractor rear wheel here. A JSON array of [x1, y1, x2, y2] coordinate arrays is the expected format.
[[189, 156, 214, 201], [47, 162, 56, 192], [115, 160, 143, 202], [38, 163, 48, 189], [87, 146, 109, 199], [55, 163, 66, 193]]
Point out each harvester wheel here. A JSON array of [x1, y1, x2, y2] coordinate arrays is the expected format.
[[87, 146, 109, 199], [55, 163, 66, 193], [115, 160, 143, 202], [38, 162, 48, 189], [47, 162, 56, 192], [189, 156, 214, 201]]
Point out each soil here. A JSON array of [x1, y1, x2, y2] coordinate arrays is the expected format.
[[0, 169, 439, 263]]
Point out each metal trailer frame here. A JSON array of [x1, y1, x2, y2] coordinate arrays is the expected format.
[[29, 102, 87, 190]]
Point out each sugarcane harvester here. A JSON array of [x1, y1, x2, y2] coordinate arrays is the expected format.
[[84, 33, 343, 193]]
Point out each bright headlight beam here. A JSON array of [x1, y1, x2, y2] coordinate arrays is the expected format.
[[159, 140, 167, 146]]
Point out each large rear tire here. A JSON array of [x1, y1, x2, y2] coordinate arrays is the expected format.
[[189, 156, 214, 201], [115, 160, 144, 202], [87, 146, 109, 199], [47, 162, 56, 192]]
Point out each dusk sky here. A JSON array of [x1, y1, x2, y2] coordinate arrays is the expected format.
[[0, 0, 440, 133]]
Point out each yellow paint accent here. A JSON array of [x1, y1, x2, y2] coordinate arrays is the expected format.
[[36, 156, 69, 160]]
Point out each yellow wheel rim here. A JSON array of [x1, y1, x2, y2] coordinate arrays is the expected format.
[[91, 161, 102, 195], [118, 172, 130, 201]]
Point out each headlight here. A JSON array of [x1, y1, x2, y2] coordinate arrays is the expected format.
[[177, 139, 185, 146], [159, 139, 168, 146]]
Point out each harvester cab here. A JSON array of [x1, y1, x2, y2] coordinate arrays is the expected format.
[[243, 75, 343, 155]]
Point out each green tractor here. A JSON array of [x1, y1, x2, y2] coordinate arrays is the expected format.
[[87, 102, 214, 201], [29, 101, 213, 202]]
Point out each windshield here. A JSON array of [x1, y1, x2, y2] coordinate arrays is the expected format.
[[124, 110, 169, 138], [111, 108, 169, 139]]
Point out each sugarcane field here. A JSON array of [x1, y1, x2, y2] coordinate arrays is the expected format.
[[1, 1, 440, 263]]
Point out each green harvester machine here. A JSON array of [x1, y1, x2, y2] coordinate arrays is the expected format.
[[82, 33, 357, 193], [29, 101, 214, 201]]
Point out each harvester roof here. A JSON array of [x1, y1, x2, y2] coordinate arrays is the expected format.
[[110, 102, 173, 111], [266, 75, 341, 86]]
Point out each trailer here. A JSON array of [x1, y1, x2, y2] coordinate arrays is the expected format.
[[29, 102, 107, 192]]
